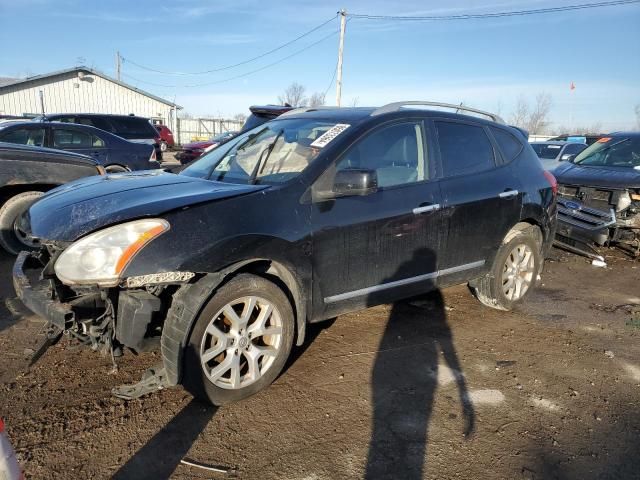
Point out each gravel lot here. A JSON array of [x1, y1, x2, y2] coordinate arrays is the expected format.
[[0, 248, 638, 479]]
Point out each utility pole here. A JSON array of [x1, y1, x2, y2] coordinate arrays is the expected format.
[[336, 9, 347, 107], [116, 51, 121, 81]]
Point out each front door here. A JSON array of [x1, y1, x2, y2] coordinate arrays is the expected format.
[[310, 120, 446, 319]]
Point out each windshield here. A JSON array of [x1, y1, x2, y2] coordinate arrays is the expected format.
[[573, 136, 640, 168], [531, 143, 563, 159], [181, 118, 340, 184]]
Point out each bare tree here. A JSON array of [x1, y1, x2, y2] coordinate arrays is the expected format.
[[232, 113, 247, 123], [509, 93, 552, 134], [509, 95, 530, 129], [278, 82, 307, 107], [349, 97, 360, 107], [526, 93, 552, 133], [308, 92, 326, 107]]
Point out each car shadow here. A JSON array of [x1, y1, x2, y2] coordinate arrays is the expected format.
[[365, 249, 475, 479], [112, 399, 217, 479]]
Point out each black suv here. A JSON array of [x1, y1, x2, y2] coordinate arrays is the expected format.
[[13, 102, 557, 405], [35, 113, 163, 161]]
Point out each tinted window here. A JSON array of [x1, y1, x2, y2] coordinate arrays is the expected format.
[[563, 143, 586, 155], [337, 122, 427, 187], [531, 143, 563, 159], [0, 127, 45, 147], [108, 117, 156, 138], [436, 122, 494, 176], [53, 129, 93, 148], [491, 127, 522, 161]]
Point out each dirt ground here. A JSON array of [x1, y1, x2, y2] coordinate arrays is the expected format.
[[0, 248, 638, 480]]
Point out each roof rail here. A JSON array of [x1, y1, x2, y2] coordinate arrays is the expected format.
[[371, 101, 505, 124]]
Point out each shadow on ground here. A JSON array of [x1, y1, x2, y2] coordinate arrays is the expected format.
[[112, 399, 217, 479]]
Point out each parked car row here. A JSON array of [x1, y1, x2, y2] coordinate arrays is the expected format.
[[0, 121, 160, 172]]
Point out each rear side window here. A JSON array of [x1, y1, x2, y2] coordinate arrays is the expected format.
[[108, 117, 156, 138], [490, 127, 523, 162], [435, 121, 495, 177], [53, 128, 93, 148], [0, 127, 45, 147]]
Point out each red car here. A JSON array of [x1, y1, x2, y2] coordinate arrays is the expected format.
[[154, 124, 175, 152], [176, 131, 238, 164]]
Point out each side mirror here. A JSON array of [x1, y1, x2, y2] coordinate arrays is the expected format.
[[315, 168, 378, 200], [561, 153, 576, 162]]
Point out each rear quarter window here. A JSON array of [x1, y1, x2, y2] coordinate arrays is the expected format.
[[490, 127, 523, 162]]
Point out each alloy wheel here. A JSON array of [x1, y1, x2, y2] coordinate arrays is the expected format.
[[200, 296, 283, 390], [501, 243, 535, 301]]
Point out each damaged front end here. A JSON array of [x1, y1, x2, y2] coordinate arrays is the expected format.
[[555, 184, 640, 258], [13, 241, 197, 398]]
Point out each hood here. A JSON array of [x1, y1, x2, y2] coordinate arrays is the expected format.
[[183, 140, 213, 150], [27, 170, 268, 242], [553, 162, 640, 189]]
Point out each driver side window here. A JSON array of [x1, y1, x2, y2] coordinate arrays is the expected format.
[[336, 122, 427, 188]]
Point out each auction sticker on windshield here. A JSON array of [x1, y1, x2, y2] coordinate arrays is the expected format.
[[311, 124, 350, 148]]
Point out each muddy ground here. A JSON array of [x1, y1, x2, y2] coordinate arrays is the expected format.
[[0, 248, 638, 479]]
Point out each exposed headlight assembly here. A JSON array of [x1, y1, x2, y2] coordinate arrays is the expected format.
[[54, 219, 169, 286]]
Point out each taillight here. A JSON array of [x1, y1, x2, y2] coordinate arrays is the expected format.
[[543, 170, 557, 195], [150, 149, 156, 162]]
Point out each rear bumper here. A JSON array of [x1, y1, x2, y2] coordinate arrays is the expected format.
[[12, 251, 74, 329]]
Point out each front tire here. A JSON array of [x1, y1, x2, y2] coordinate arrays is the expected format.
[[0, 191, 44, 255], [182, 274, 295, 405], [470, 227, 542, 311]]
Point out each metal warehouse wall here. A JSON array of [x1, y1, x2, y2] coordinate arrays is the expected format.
[[0, 71, 175, 124]]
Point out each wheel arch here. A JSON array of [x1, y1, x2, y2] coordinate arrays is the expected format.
[[161, 257, 308, 387]]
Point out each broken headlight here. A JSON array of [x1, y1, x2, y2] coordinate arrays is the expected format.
[[54, 219, 169, 286]]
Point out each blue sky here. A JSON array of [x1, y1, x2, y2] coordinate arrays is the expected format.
[[1, 0, 639, 130]]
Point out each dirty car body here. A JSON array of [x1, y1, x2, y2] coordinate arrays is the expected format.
[[13, 102, 557, 404], [553, 133, 640, 256]]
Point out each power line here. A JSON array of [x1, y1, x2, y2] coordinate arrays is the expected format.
[[350, 0, 640, 21], [122, 30, 338, 88], [122, 15, 337, 76]]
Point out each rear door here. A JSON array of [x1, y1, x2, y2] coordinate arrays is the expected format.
[[310, 119, 446, 319], [51, 126, 109, 164], [433, 119, 523, 284]]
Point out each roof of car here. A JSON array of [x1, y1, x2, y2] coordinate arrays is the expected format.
[[0, 120, 127, 141], [43, 113, 151, 120], [530, 141, 572, 145], [279, 106, 508, 126]]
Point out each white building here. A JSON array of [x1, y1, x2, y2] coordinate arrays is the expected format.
[[0, 66, 181, 131]]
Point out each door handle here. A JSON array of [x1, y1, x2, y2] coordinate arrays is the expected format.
[[413, 204, 441, 215], [499, 190, 519, 199]]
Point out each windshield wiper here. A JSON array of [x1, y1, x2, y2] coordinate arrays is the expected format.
[[248, 129, 283, 185]]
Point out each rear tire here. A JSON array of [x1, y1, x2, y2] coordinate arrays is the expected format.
[[160, 141, 168, 152], [470, 226, 542, 311], [182, 274, 295, 405], [0, 191, 44, 255]]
